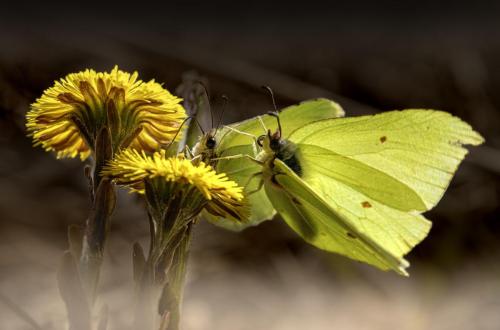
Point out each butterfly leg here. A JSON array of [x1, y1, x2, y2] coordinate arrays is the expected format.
[[183, 145, 194, 158], [223, 125, 258, 140], [222, 125, 262, 155], [244, 173, 264, 196], [257, 116, 267, 133], [183, 145, 203, 164], [211, 154, 264, 165]]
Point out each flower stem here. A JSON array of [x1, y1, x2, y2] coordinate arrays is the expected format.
[[135, 185, 196, 330], [157, 223, 193, 330], [79, 127, 116, 303], [79, 178, 116, 302]]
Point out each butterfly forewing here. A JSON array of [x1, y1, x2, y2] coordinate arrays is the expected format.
[[288, 110, 484, 211]]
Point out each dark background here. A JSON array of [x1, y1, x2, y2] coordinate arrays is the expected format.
[[1, 2, 500, 329]]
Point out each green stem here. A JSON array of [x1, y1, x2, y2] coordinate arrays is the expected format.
[[159, 223, 192, 330], [135, 187, 196, 330], [79, 127, 116, 303], [79, 178, 115, 303]]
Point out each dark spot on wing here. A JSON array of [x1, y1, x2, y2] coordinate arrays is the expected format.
[[347, 232, 357, 239], [380, 136, 387, 143], [361, 201, 372, 208]]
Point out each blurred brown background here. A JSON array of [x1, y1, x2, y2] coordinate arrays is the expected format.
[[1, 2, 500, 329]]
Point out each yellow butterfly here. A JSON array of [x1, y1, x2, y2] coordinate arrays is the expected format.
[[209, 100, 483, 275]]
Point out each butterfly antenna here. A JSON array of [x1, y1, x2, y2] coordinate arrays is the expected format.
[[261, 85, 282, 135], [196, 80, 214, 129], [261, 85, 278, 112], [193, 117, 205, 135], [214, 94, 229, 135], [267, 111, 282, 137], [163, 116, 192, 150]]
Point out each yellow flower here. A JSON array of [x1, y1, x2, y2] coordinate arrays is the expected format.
[[26, 66, 186, 160], [103, 149, 248, 222]]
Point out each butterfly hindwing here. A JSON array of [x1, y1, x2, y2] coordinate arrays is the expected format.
[[266, 159, 410, 275], [294, 144, 428, 212], [291, 145, 432, 263]]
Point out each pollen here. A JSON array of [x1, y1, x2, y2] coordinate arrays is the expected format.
[[26, 66, 186, 160]]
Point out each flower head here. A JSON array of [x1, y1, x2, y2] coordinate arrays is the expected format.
[[103, 149, 248, 222], [27, 66, 186, 160]]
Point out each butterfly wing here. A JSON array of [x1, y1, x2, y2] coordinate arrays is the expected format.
[[266, 159, 416, 275], [289, 110, 484, 211]]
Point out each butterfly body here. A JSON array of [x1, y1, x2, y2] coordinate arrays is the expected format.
[[258, 130, 302, 176], [191, 128, 218, 166]]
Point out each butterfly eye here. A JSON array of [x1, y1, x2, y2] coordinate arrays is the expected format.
[[269, 137, 281, 151], [257, 135, 265, 147], [206, 136, 216, 149]]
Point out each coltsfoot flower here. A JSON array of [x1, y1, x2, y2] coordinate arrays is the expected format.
[[27, 66, 186, 160], [103, 149, 248, 222]]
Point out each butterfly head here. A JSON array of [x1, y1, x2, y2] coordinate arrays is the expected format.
[[192, 128, 218, 166], [256, 108, 284, 153], [269, 129, 282, 151], [257, 128, 300, 174], [193, 82, 226, 154], [256, 129, 279, 151], [204, 128, 217, 150]]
